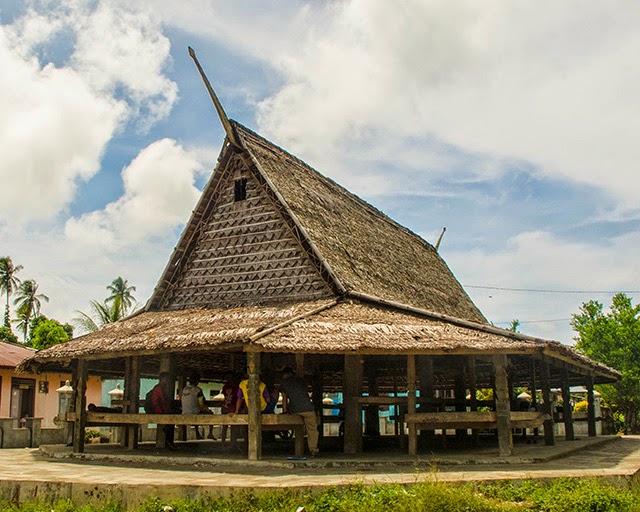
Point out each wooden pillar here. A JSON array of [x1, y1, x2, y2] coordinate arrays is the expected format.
[[124, 356, 140, 449], [540, 358, 555, 446], [364, 362, 380, 436], [454, 359, 467, 444], [295, 353, 304, 375], [561, 368, 575, 441], [418, 356, 435, 447], [247, 351, 262, 460], [407, 354, 418, 455], [468, 356, 479, 446], [343, 354, 363, 454], [156, 354, 174, 448], [72, 359, 88, 453], [493, 354, 513, 456], [586, 375, 596, 437]]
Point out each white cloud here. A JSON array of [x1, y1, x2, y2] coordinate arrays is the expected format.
[[241, 1, 640, 209], [0, 0, 178, 223], [0, 27, 125, 222], [447, 230, 640, 342], [65, 138, 206, 250]]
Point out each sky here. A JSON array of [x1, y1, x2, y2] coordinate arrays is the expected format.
[[1, 0, 639, 344]]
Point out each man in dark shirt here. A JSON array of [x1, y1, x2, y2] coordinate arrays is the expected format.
[[279, 367, 319, 457]]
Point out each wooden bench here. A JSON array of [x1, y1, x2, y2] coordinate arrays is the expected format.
[[404, 411, 550, 430], [67, 412, 307, 456]]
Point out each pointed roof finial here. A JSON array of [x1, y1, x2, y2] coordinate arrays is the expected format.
[[188, 47, 240, 147]]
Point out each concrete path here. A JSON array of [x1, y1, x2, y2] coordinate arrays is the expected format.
[[2, 436, 640, 507]]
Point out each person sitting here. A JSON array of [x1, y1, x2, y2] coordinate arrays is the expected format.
[[230, 371, 271, 415], [220, 372, 239, 446], [180, 372, 215, 440]]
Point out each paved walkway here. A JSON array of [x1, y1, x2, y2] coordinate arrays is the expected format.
[[2, 436, 640, 507]]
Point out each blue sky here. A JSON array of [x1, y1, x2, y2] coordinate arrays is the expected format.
[[1, 0, 639, 343]]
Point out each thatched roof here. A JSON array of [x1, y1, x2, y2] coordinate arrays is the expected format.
[[16, 92, 618, 386], [234, 122, 486, 323], [147, 120, 484, 323], [19, 296, 618, 384]]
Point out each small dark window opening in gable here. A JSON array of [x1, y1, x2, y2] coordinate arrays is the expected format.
[[234, 178, 247, 202]]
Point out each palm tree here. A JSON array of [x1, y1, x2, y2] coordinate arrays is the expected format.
[[73, 298, 124, 334], [0, 257, 23, 327], [106, 277, 137, 318], [13, 279, 49, 341]]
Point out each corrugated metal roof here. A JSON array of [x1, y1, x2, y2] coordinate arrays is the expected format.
[[0, 341, 35, 368]]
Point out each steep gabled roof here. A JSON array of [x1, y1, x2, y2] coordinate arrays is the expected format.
[[148, 120, 485, 323]]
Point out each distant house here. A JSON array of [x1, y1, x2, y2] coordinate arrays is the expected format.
[[1, 340, 101, 429]]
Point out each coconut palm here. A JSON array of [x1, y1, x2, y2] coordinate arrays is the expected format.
[[73, 298, 124, 334], [106, 276, 137, 318], [0, 257, 23, 327], [13, 279, 49, 340]]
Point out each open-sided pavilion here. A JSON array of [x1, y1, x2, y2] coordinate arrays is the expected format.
[[19, 50, 619, 461]]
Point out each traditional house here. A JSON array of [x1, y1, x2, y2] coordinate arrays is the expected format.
[[19, 50, 619, 460]]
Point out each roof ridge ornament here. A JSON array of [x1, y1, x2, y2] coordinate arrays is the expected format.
[[188, 46, 241, 148]]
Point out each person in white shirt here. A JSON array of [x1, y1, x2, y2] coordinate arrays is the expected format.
[[180, 372, 215, 440]]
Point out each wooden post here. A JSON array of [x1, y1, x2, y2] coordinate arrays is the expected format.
[[418, 356, 435, 448], [247, 351, 262, 460], [468, 356, 479, 446], [454, 360, 467, 444], [561, 368, 575, 441], [156, 354, 173, 448], [123, 356, 140, 449], [343, 354, 363, 454], [540, 358, 555, 446], [586, 375, 596, 437], [493, 354, 513, 456], [295, 353, 305, 375], [364, 361, 380, 436], [407, 354, 418, 455], [72, 359, 88, 453]]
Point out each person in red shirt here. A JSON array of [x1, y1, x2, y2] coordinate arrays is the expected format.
[[151, 372, 176, 450]]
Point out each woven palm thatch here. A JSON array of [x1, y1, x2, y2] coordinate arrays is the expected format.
[[17, 112, 618, 385], [19, 296, 618, 384], [147, 120, 485, 323]]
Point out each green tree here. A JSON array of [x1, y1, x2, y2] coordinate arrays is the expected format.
[[106, 276, 137, 318], [0, 256, 22, 327], [73, 299, 125, 334], [28, 315, 72, 347], [13, 279, 49, 341], [30, 318, 70, 350], [572, 293, 640, 433], [0, 326, 18, 344]]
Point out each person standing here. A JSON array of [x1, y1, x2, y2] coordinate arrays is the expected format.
[[150, 371, 177, 450], [180, 372, 215, 440], [279, 367, 319, 457], [220, 372, 239, 446]]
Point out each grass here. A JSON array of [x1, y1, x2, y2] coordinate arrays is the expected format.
[[1, 479, 639, 512]]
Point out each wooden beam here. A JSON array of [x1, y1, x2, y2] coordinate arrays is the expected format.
[[72, 359, 87, 453], [540, 358, 555, 446], [247, 351, 262, 460], [493, 354, 513, 456], [587, 375, 596, 437], [561, 368, 575, 441], [407, 354, 417, 455], [188, 47, 240, 147], [343, 354, 363, 454]]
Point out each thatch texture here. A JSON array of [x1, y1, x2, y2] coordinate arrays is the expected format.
[[21, 297, 617, 383], [233, 122, 486, 323]]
